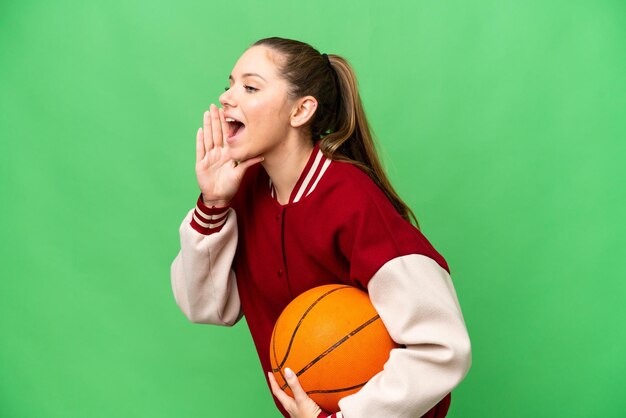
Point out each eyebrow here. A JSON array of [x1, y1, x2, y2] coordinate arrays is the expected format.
[[229, 73, 267, 82]]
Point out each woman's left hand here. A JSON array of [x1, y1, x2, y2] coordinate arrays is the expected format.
[[268, 368, 323, 418]]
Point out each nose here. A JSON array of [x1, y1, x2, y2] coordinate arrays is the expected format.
[[219, 88, 234, 108]]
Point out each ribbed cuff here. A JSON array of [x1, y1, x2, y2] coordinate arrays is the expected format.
[[317, 412, 341, 418], [190, 193, 230, 235]]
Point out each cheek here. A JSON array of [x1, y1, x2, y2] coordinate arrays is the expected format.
[[248, 100, 289, 129], [244, 100, 267, 127]]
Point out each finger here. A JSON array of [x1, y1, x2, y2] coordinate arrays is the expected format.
[[284, 368, 308, 402], [268, 372, 294, 409], [203, 110, 213, 151], [210, 104, 222, 149], [217, 107, 227, 148], [235, 156, 264, 172], [196, 127, 205, 162]]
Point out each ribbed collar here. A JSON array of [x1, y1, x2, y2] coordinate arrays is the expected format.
[[269, 142, 332, 205]]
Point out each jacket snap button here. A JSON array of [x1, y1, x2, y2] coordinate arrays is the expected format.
[[277, 269, 283, 277]]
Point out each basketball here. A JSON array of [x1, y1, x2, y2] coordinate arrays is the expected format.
[[269, 284, 400, 412]]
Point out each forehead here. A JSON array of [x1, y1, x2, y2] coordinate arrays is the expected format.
[[231, 45, 283, 81]]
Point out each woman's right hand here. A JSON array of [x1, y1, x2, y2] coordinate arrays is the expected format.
[[195, 104, 263, 207]]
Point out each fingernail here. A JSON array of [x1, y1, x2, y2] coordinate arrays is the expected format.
[[285, 368, 294, 378]]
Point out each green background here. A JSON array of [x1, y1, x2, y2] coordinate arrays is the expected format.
[[1, 1, 624, 417]]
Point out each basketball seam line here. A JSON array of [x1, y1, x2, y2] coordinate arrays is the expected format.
[[272, 286, 352, 374], [306, 381, 368, 395], [279, 314, 381, 391]]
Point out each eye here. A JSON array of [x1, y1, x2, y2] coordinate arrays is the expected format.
[[224, 86, 230, 92], [244, 85, 258, 93]]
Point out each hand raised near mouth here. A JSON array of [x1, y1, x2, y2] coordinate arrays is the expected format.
[[195, 104, 264, 207]]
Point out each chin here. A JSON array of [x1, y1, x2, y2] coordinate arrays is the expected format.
[[229, 136, 268, 163], [229, 145, 256, 164]]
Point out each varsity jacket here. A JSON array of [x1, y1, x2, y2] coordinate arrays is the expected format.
[[171, 143, 472, 418]]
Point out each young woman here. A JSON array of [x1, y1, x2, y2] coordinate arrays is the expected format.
[[171, 37, 471, 418]]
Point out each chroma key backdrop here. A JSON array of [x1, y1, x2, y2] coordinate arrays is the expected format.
[[1, 1, 624, 417]]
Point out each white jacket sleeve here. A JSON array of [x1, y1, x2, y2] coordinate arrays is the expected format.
[[170, 207, 242, 326], [338, 254, 472, 418]]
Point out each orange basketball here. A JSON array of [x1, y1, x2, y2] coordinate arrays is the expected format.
[[270, 284, 399, 413]]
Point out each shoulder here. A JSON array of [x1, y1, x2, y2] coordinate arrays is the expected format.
[[320, 160, 450, 274], [317, 159, 408, 238], [322, 160, 393, 210]]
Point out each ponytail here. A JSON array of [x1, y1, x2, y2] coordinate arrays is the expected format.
[[320, 55, 419, 228]]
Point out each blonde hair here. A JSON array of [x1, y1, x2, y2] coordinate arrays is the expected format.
[[253, 37, 419, 228]]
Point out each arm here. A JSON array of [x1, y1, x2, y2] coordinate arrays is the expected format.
[[269, 255, 469, 418], [170, 196, 242, 326], [171, 103, 263, 325], [338, 254, 471, 417]]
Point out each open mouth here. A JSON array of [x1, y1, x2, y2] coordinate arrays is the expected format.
[[225, 117, 245, 140]]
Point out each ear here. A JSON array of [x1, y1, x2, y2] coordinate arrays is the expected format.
[[290, 96, 318, 128]]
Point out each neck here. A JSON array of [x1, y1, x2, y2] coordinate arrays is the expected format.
[[262, 136, 314, 205]]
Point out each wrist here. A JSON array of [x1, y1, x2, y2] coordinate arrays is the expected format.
[[190, 193, 231, 235], [201, 194, 230, 208]]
